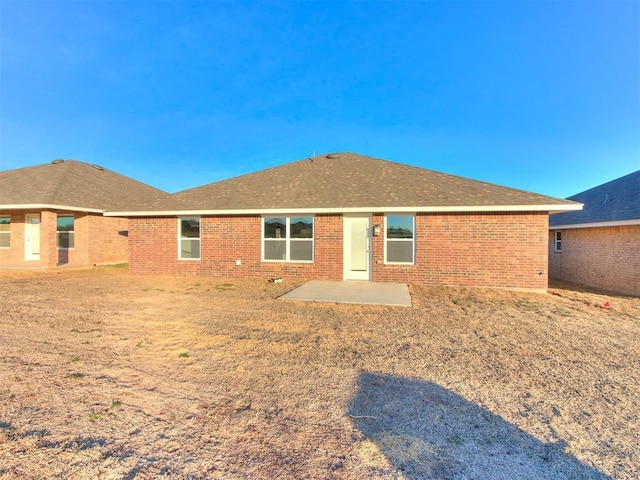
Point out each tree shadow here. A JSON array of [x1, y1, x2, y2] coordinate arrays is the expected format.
[[349, 372, 609, 479]]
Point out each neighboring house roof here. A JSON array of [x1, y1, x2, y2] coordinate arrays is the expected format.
[[0, 159, 169, 212], [106, 152, 580, 216], [549, 170, 640, 229]]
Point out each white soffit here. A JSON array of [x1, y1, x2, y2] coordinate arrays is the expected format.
[[105, 203, 583, 217]]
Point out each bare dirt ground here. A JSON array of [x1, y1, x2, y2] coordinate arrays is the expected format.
[[0, 267, 638, 479]]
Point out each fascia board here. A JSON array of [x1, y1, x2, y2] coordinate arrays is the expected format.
[[550, 219, 640, 230], [105, 203, 583, 217], [0, 204, 104, 213]]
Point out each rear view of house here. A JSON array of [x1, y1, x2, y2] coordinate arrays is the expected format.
[[107, 152, 580, 291], [0, 160, 168, 268], [549, 170, 640, 296]]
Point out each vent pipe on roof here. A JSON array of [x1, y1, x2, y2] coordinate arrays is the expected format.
[[51, 159, 65, 164]]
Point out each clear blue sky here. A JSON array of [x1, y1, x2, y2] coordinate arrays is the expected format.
[[1, 1, 638, 197]]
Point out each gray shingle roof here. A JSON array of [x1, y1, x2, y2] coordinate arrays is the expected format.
[[157, 152, 576, 213], [0, 159, 169, 211], [549, 170, 640, 227]]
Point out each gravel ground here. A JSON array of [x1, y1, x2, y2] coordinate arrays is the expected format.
[[0, 266, 638, 479]]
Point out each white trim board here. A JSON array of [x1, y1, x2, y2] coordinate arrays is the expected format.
[[550, 219, 640, 230], [105, 203, 583, 217], [0, 204, 104, 213]]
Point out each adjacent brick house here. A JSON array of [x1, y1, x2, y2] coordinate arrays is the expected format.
[[107, 152, 580, 291], [549, 170, 639, 296], [0, 160, 168, 268]]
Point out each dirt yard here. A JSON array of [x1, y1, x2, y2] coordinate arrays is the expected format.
[[0, 267, 638, 479]]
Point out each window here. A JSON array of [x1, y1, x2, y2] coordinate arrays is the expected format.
[[554, 231, 562, 252], [57, 216, 75, 249], [179, 217, 200, 260], [385, 215, 415, 264], [263, 216, 313, 262], [0, 216, 9, 248]]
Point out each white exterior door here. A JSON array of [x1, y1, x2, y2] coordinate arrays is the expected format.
[[343, 215, 370, 280], [25, 214, 41, 261]]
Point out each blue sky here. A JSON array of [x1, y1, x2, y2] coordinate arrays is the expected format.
[[1, 1, 638, 197]]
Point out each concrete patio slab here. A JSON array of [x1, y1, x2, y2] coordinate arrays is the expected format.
[[279, 280, 412, 307]]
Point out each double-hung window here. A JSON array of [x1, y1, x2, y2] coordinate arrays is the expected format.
[[263, 216, 313, 262], [179, 217, 201, 260], [0, 216, 9, 248], [57, 216, 75, 249], [385, 214, 415, 264], [554, 231, 562, 252]]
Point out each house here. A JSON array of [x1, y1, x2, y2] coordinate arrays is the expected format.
[[0, 159, 169, 268], [106, 152, 580, 291], [549, 170, 639, 296]]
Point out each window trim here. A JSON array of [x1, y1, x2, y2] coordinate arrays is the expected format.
[[56, 215, 75, 250], [0, 216, 9, 249], [262, 216, 314, 263], [384, 214, 416, 265], [178, 216, 201, 261], [554, 230, 562, 253]]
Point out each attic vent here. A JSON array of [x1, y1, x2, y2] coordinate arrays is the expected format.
[[326, 153, 339, 159], [51, 159, 65, 164], [92, 164, 104, 171]]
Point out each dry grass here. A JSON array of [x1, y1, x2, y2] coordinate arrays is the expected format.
[[0, 267, 638, 479]]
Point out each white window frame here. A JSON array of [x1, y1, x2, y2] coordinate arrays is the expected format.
[[56, 215, 75, 250], [0, 216, 10, 249], [178, 217, 201, 261], [384, 214, 415, 265], [554, 231, 562, 252], [262, 216, 314, 263]]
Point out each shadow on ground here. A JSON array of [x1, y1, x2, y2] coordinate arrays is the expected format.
[[349, 372, 609, 479]]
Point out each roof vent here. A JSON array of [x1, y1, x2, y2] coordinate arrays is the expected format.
[[92, 164, 104, 171], [326, 153, 339, 159], [51, 159, 65, 164]]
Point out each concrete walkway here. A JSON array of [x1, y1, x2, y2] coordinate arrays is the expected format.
[[279, 280, 412, 307]]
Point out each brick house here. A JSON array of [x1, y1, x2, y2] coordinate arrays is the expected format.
[[107, 152, 580, 291], [0, 159, 168, 268], [549, 170, 639, 296]]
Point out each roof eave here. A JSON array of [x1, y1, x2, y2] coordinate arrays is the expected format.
[[550, 218, 640, 230], [105, 203, 583, 217], [0, 204, 105, 213]]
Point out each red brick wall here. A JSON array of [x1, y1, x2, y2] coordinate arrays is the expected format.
[[370, 212, 548, 289], [0, 210, 27, 266], [0, 210, 129, 268], [87, 215, 129, 264], [549, 225, 640, 297], [129, 214, 344, 279], [129, 212, 549, 290]]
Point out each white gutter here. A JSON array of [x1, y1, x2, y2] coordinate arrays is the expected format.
[[550, 219, 640, 230], [0, 204, 105, 214], [105, 203, 583, 217]]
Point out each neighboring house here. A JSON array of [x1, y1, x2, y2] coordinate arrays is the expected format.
[[0, 159, 169, 268], [549, 170, 640, 296], [106, 152, 580, 291]]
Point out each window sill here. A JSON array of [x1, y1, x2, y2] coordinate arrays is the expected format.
[[262, 260, 314, 264]]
